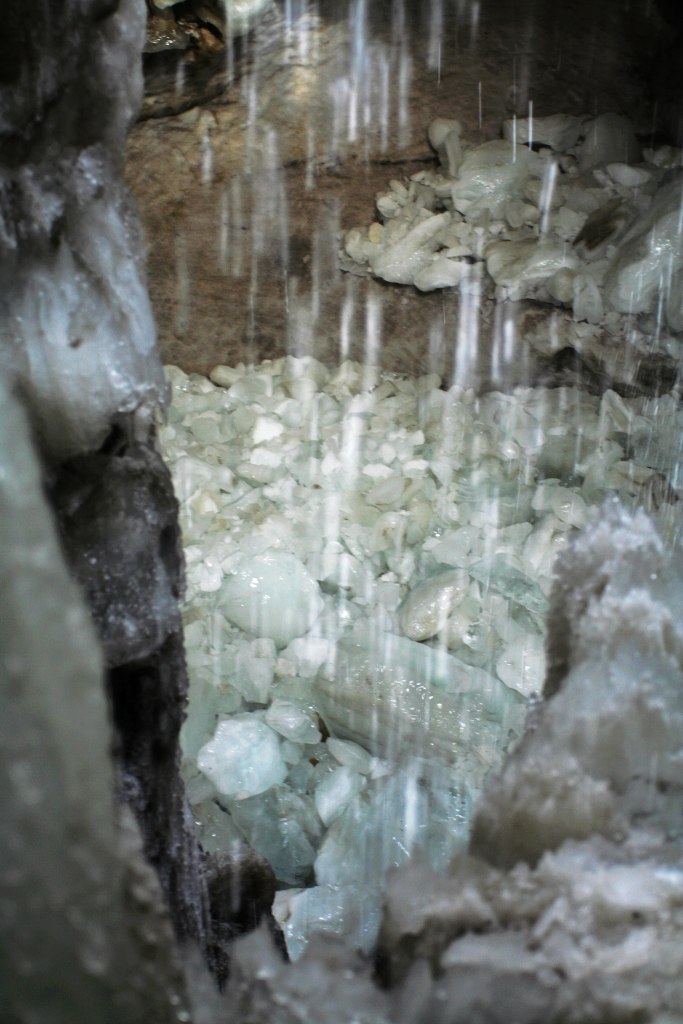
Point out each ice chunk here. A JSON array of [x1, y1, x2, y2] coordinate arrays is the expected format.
[[486, 239, 580, 300], [428, 118, 464, 177], [606, 162, 651, 188], [502, 113, 584, 152], [221, 551, 323, 647], [496, 633, 546, 697], [369, 211, 451, 285], [398, 569, 469, 641], [274, 884, 382, 961], [603, 175, 683, 331], [233, 638, 277, 703], [315, 759, 471, 890], [314, 766, 365, 825], [197, 716, 287, 799], [314, 633, 524, 774], [266, 699, 322, 744], [228, 785, 322, 886], [577, 113, 641, 172], [413, 254, 469, 291], [469, 555, 549, 617], [451, 140, 542, 219]]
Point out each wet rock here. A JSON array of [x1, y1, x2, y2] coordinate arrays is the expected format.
[[48, 421, 215, 962], [206, 844, 287, 984]]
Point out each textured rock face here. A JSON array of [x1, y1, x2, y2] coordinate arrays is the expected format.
[[0, 0, 166, 462], [0, 0, 216, 987], [0, 369, 190, 1024]]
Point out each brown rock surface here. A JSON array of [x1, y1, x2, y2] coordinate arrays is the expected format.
[[126, 0, 662, 380]]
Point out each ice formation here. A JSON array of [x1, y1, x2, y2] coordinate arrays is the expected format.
[[161, 356, 681, 960], [342, 110, 683, 336], [375, 502, 683, 1022]]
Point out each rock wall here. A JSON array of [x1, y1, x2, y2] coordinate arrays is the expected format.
[[0, 0, 214, 989]]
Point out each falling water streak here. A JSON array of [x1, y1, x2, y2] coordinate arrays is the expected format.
[[402, 770, 420, 853], [174, 232, 190, 335], [469, 0, 480, 47], [200, 124, 213, 187], [297, 3, 311, 62], [243, 73, 260, 174], [340, 281, 355, 363], [527, 99, 534, 150], [428, 319, 445, 377], [363, 291, 382, 391], [310, 227, 322, 327], [511, 113, 517, 163], [398, 44, 412, 149], [230, 176, 244, 278], [490, 303, 503, 385], [392, 0, 406, 44], [218, 188, 229, 272], [305, 126, 317, 190], [174, 59, 186, 98], [428, 0, 443, 71], [478, 80, 483, 131], [378, 48, 391, 154], [452, 268, 481, 388], [539, 159, 558, 237], [223, 3, 235, 87]]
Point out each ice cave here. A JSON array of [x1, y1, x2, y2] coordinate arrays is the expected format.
[[2, 0, 683, 1021]]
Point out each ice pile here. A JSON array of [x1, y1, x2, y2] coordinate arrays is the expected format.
[[343, 111, 683, 334], [160, 356, 681, 959]]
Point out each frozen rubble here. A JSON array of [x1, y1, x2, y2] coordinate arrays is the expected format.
[[342, 110, 683, 338], [160, 355, 681, 960], [220, 503, 683, 1023]]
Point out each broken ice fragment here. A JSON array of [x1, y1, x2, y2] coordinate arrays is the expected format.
[[220, 551, 323, 647], [576, 113, 641, 172], [314, 634, 524, 773], [451, 140, 542, 219], [502, 113, 584, 153], [485, 239, 580, 300], [496, 633, 546, 697], [314, 766, 365, 825], [197, 716, 287, 799], [228, 785, 321, 886], [265, 699, 322, 744], [398, 569, 469, 641], [469, 555, 549, 617], [603, 175, 683, 331]]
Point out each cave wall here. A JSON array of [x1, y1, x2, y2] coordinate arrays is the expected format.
[[0, 0, 215, 994]]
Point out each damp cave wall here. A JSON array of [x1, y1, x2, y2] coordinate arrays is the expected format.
[[1, 0, 683, 1020], [0, 0, 215, 1016]]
